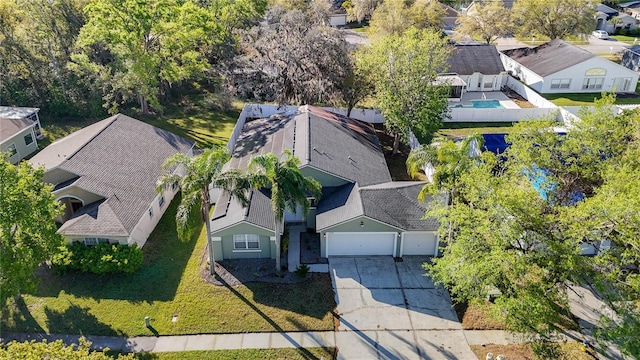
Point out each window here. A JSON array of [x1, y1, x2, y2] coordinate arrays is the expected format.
[[583, 77, 604, 90], [83, 237, 108, 245], [148, 207, 154, 218], [7, 144, 17, 157], [233, 234, 260, 250], [158, 194, 165, 208], [483, 78, 494, 89], [550, 79, 571, 89], [24, 133, 34, 146], [613, 77, 633, 92]]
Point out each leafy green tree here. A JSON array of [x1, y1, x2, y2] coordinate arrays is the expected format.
[[71, 0, 265, 114], [0, 337, 134, 359], [343, 0, 382, 23], [248, 149, 322, 272], [424, 97, 640, 356], [358, 27, 451, 154], [511, 0, 597, 39], [158, 147, 251, 275], [0, 158, 64, 305], [455, 1, 512, 44], [369, 0, 445, 38]]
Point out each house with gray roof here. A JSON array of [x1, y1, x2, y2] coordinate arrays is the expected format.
[[442, 44, 506, 98], [210, 106, 440, 261], [0, 106, 43, 164], [29, 114, 194, 248], [500, 39, 639, 93]]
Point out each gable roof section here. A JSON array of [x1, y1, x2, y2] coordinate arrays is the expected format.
[[30, 114, 194, 237], [502, 39, 596, 77], [0, 118, 35, 143], [448, 45, 505, 75], [627, 45, 640, 56], [226, 105, 391, 186], [317, 182, 440, 232], [211, 188, 276, 232], [0, 106, 39, 119]]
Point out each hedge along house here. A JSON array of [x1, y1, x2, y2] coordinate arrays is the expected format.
[[210, 105, 440, 261], [500, 39, 639, 93], [0, 106, 44, 164], [29, 114, 194, 248]]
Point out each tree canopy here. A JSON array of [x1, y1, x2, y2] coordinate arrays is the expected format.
[[455, 1, 512, 44], [369, 0, 445, 38], [0, 158, 64, 305], [358, 27, 451, 154], [424, 97, 640, 356], [511, 0, 597, 39]]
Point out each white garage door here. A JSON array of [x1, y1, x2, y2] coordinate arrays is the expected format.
[[401, 232, 437, 256], [327, 232, 396, 256]]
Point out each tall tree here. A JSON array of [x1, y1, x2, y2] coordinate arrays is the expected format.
[[511, 0, 597, 39], [455, 1, 512, 44], [343, 0, 382, 23], [248, 150, 322, 272], [369, 0, 445, 38], [157, 147, 251, 275], [359, 27, 451, 154], [424, 98, 640, 356], [0, 158, 64, 305], [71, 0, 265, 114], [230, 6, 352, 106]]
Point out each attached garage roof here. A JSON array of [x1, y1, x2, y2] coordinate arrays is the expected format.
[[317, 182, 440, 232]]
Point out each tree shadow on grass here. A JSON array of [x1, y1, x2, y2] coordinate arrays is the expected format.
[[30, 198, 200, 303], [0, 296, 46, 333], [44, 304, 122, 336]]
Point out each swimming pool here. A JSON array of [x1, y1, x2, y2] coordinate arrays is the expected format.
[[450, 100, 504, 109]]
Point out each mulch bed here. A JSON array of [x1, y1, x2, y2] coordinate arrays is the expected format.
[[202, 258, 311, 286]]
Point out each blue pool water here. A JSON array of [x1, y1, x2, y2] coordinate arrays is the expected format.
[[451, 100, 504, 109]]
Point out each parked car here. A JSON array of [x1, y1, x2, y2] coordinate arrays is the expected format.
[[592, 30, 609, 39]]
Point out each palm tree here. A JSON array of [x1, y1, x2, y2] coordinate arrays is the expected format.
[[406, 134, 483, 205], [158, 147, 250, 275], [248, 149, 322, 272]]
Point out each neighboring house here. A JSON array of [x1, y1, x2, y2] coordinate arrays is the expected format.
[[622, 45, 640, 72], [210, 106, 440, 260], [442, 44, 507, 99], [0, 106, 43, 164], [501, 39, 639, 93], [29, 114, 194, 248], [622, 1, 640, 19]]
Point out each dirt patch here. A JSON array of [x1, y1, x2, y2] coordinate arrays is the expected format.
[[470, 342, 597, 360], [502, 88, 535, 108], [202, 258, 311, 286], [456, 301, 506, 330]]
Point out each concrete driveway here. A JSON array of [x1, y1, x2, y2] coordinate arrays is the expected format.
[[330, 256, 475, 360]]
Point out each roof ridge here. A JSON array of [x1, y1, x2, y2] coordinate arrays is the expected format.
[[65, 114, 119, 162]]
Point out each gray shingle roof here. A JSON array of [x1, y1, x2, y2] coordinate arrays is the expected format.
[[316, 182, 440, 232], [211, 188, 276, 232], [33, 114, 194, 237], [0, 106, 39, 119], [448, 45, 505, 75], [0, 118, 34, 142], [502, 39, 596, 77]]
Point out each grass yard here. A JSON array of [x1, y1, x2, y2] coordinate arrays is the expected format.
[[542, 92, 640, 106], [610, 35, 639, 44], [439, 122, 515, 139], [125, 348, 336, 359], [0, 199, 336, 336], [471, 342, 597, 360]]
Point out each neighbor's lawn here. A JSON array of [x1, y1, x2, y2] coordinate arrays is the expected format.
[[130, 348, 336, 360], [438, 122, 515, 139], [611, 35, 639, 44], [0, 199, 336, 336], [542, 93, 640, 106]]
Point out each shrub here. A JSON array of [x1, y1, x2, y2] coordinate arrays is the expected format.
[[52, 242, 143, 275], [294, 264, 310, 278]]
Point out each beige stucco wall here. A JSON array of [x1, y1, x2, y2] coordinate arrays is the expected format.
[[1, 126, 38, 164]]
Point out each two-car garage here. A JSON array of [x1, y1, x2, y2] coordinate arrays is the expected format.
[[325, 231, 438, 257]]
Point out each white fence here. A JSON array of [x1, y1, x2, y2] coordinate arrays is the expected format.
[[505, 76, 558, 109]]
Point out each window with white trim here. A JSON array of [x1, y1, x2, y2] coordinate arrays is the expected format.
[[550, 79, 571, 89], [84, 237, 109, 246], [7, 143, 17, 157], [148, 207, 154, 218], [24, 133, 34, 146], [158, 194, 165, 208], [582, 77, 604, 90], [233, 234, 260, 250]]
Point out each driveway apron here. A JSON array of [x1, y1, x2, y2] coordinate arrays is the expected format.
[[330, 256, 474, 359]]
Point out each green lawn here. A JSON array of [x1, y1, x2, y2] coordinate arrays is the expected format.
[[542, 93, 640, 106], [1, 196, 336, 336], [611, 35, 640, 44], [438, 122, 515, 138], [130, 348, 336, 359]]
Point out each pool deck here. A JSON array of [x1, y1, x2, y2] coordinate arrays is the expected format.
[[449, 91, 520, 109]]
